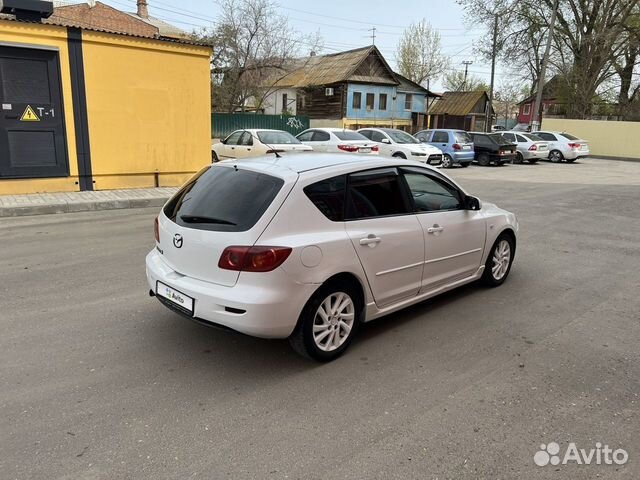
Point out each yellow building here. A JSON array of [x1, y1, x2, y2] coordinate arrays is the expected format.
[[0, 10, 211, 195]]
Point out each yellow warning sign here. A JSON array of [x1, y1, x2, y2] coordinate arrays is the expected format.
[[20, 105, 40, 122]]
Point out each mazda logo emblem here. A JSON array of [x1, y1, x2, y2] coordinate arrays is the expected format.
[[173, 234, 183, 248]]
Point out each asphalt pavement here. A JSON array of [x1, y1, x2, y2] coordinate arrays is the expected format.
[[1, 158, 639, 480]]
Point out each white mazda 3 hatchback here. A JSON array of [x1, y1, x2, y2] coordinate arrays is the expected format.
[[147, 154, 519, 361]]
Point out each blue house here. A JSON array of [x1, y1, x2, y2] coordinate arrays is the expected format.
[[272, 46, 438, 131]]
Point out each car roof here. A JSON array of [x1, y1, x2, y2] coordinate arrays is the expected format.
[[220, 153, 431, 176]]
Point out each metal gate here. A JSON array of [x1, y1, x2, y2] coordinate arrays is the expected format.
[[0, 46, 68, 178]]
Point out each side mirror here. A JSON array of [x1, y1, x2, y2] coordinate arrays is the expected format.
[[464, 195, 481, 211], [381, 138, 391, 144]]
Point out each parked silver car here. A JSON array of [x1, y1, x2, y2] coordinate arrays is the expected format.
[[501, 132, 549, 164], [531, 131, 590, 162]]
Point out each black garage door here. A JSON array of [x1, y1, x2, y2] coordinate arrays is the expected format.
[[0, 46, 68, 178]]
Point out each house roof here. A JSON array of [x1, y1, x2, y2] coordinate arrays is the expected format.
[[518, 75, 562, 105], [124, 12, 187, 39], [430, 90, 491, 116], [274, 45, 398, 88], [0, 12, 207, 47], [394, 72, 440, 98]]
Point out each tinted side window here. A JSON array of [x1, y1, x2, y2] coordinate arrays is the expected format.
[[164, 166, 284, 232], [370, 131, 386, 142], [297, 131, 314, 141], [537, 132, 557, 141], [473, 135, 489, 146], [304, 175, 346, 222], [312, 131, 330, 141], [432, 131, 449, 143], [502, 133, 515, 142], [359, 130, 373, 140], [516, 134, 527, 142], [239, 132, 253, 146], [402, 169, 462, 212], [225, 131, 242, 145], [346, 168, 410, 220]]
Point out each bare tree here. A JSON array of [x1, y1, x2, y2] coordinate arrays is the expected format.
[[196, 0, 321, 113], [442, 69, 489, 91], [396, 19, 449, 87]]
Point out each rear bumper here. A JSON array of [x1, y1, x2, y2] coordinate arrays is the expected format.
[[522, 150, 548, 160], [564, 150, 590, 160], [452, 151, 475, 163], [146, 249, 317, 338]]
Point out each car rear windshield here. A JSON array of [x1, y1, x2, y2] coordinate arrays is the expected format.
[[454, 131, 472, 143], [163, 166, 284, 232], [559, 132, 579, 141], [257, 131, 301, 144], [334, 130, 368, 141], [489, 133, 510, 145]]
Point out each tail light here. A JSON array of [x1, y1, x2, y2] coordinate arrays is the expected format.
[[337, 144, 359, 152], [154, 216, 160, 242], [528, 144, 538, 151], [452, 143, 462, 151], [568, 143, 580, 149], [218, 246, 292, 272], [370, 145, 379, 152]]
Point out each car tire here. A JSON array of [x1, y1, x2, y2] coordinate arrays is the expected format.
[[549, 150, 563, 163], [289, 280, 362, 362], [212, 150, 219, 163], [392, 152, 407, 159], [441, 154, 453, 168], [481, 234, 515, 287], [477, 153, 490, 166], [515, 152, 524, 164]]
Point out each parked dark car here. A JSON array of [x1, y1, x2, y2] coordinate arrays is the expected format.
[[468, 132, 517, 166]]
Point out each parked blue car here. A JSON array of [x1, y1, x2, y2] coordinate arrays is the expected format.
[[414, 129, 475, 168]]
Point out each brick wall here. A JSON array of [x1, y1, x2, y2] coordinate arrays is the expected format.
[[47, 2, 158, 37]]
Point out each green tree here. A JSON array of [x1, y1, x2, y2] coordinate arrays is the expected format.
[[396, 19, 449, 87], [442, 69, 489, 91]]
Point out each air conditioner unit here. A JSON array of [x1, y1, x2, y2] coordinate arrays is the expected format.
[[325, 88, 334, 96]]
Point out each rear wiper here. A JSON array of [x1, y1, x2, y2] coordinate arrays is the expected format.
[[180, 215, 237, 225]]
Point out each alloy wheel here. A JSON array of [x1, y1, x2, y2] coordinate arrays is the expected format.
[[491, 240, 511, 281], [442, 155, 452, 168], [312, 292, 355, 352]]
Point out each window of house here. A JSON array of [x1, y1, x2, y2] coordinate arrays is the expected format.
[[366, 93, 375, 110], [353, 92, 362, 109], [282, 93, 288, 113], [404, 94, 413, 111], [523, 103, 531, 115], [379, 93, 387, 110], [346, 168, 411, 220]]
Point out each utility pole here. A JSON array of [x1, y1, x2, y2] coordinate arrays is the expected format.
[[486, 13, 498, 132], [368, 27, 377, 45], [462, 61, 473, 90], [531, 0, 558, 131]]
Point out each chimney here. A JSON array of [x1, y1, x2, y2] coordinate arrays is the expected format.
[[137, 0, 149, 18]]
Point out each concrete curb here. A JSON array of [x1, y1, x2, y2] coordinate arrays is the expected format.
[[0, 196, 170, 218]]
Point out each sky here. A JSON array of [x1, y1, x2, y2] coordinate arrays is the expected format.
[[96, 0, 512, 91]]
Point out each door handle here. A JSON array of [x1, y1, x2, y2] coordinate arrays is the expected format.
[[427, 225, 444, 234], [359, 235, 382, 246]]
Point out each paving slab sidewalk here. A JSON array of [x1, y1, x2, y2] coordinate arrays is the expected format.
[[0, 187, 179, 218]]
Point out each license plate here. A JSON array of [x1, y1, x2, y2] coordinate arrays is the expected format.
[[359, 147, 371, 153], [463, 145, 471, 150], [580, 145, 588, 151], [156, 281, 194, 313]]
